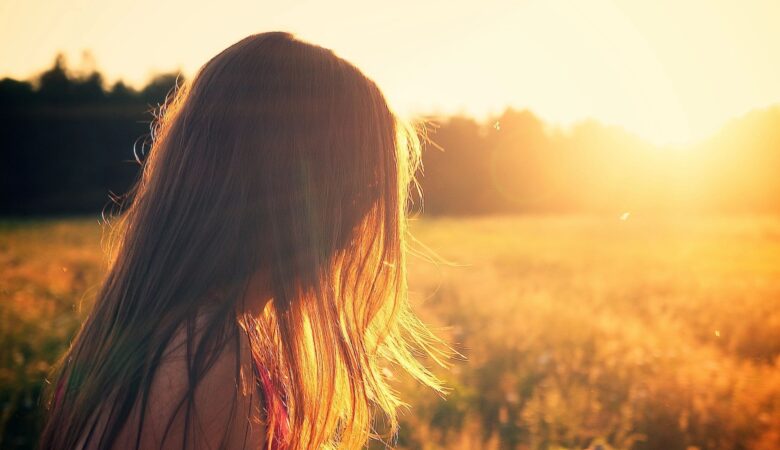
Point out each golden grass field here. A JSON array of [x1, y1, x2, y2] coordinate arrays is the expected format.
[[1, 215, 779, 449]]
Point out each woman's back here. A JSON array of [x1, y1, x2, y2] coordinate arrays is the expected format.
[[75, 314, 270, 450], [40, 31, 447, 450]]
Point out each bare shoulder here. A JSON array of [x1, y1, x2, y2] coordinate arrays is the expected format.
[[110, 315, 266, 450]]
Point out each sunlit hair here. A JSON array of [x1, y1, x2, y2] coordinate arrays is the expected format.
[[40, 32, 447, 449]]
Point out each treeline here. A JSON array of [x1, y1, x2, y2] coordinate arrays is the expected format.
[[2, 54, 779, 215], [419, 108, 780, 215], [0, 54, 181, 215]]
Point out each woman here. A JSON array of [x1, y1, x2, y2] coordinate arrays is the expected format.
[[40, 31, 447, 450]]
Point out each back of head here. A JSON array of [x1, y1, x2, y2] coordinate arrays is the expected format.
[[41, 32, 447, 450]]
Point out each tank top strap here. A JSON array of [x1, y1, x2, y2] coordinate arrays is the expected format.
[[250, 353, 290, 450]]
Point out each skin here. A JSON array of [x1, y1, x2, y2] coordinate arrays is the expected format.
[[101, 270, 274, 450], [239, 269, 274, 317]]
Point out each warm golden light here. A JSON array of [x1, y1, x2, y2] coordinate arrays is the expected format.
[[2, 0, 780, 145], [2, 4, 779, 450]]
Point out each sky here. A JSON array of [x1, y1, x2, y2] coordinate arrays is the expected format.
[[1, 0, 779, 145]]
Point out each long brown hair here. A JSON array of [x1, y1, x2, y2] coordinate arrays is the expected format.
[[40, 32, 447, 449]]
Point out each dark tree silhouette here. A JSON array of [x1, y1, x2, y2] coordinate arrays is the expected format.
[[0, 54, 182, 215], [1, 53, 779, 216]]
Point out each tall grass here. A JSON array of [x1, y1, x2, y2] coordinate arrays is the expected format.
[[1, 216, 778, 449], [0, 218, 105, 449], [397, 215, 780, 450]]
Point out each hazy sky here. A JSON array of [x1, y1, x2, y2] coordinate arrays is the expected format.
[[1, 0, 779, 144]]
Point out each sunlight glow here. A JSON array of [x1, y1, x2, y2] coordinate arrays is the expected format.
[[1, 0, 779, 145]]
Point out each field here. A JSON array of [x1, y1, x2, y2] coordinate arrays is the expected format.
[[1, 216, 779, 449]]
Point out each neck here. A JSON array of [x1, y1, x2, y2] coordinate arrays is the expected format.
[[239, 269, 273, 316]]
